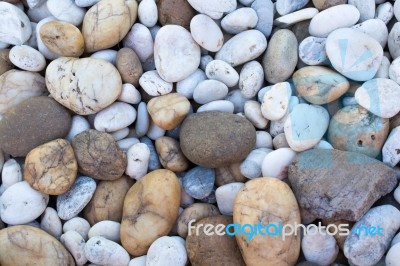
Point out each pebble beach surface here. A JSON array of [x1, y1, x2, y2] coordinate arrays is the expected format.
[[1, 0, 400, 266]]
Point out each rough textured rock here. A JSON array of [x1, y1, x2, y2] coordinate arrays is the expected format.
[[288, 149, 398, 221], [72, 130, 127, 181], [180, 112, 256, 168], [0, 96, 71, 157]]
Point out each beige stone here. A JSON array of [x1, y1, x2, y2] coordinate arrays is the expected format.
[[155, 136, 189, 173], [116, 48, 143, 87]]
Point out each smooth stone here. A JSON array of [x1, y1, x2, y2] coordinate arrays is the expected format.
[[313, 139, 334, 149], [117, 137, 140, 151], [276, 0, 308, 15], [75, 0, 100, 7], [0, 49, 13, 75], [111, 128, 129, 141], [138, 0, 158, 27], [119, 84, 141, 105], [193, 80, 229, 104], [25, 22, 38, 49], [177, 69, 206, 99], [60, 231, 87, 266], [205, 60, 239, 87], [72, 130, 127, 181], [344, 205, 400, 266], [375, 2, 393, 24], [1, 159, 22, 190], [274, 8, 319, 28], [0, 69, 46, 115], [180, 112, 256, 168], [299, 36, 328, 65], [0, 96, 71, 157], [261, 82, 292, 121], [156, 137, 189, 172], [288, 149, 398, 221], [83, 0, 137, 52], [66, 115, 90, 141], [256, 131, 273, 149], [312, 0, 347, 10], [126, 143, 150, 180], [216, 183, 244, 215], [293, 66, 350, 104], [46, 57, 122, 115], [27, 0, 46, 8], [57, 176, 96, 220], [391, 232, 400, 247], [90, 50, 118, 65], [273, 133, 290, 149], [240, 148, 270, 179], [135, 102, 150, 137], [352, 19, 388, 48], [233, 178, 300, 265], [187, 0, 236, 19], [139, 70, 173, 96], [146, 236, 187, 266], [225, 89, 247, 113], [146, 120, 166, 140], [302, 227, 339, 265], [9, 45, 45, 72], [63, 217, 91, 240], [200, 55, 213, 71], [0, 181, 48, 225], [263, 29, 298, 84], [24, 139, 77, 195], [154, 25, 200, 82], [269, 112, 289, 137], [261, 148, 296, 180], [355, 78, 400, 118], [123, 23, 153, 63], [88, 221, 121, 242], [221, 7, 258, 34], [326, 28, 383, 81], [328, 105, 389, 158], [197, 100, 235, 113], [40, 207, 62, 238], [215, 30, 267, 67], [383, 126, 400, 167], [190, 14, 224, 52], [251, 0, 274, 37], [389, 22, 400, 60], [309, 4, 360, 37], [395, 0, 400, 21], [140, 137, 161, 171], [239, 61, 264, 99], [85, 236, 130, 266], [182, 167, 215, 200], [36, 17, 60, 60], [94, 102, 137, 132], [27, 2, 52, 23], [284, 104, 330, 152], [389, 57, 400, 85], [157, 0, 195, 29], [348, 0, 375, 22], [116, 48, 143, 86], [47, 0, 85, 26], [244, 101, 269, 129], [386, 243, 400, 266], [0, 2, 32, 45]]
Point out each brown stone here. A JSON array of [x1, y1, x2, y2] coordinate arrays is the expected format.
[[215, 163, 247, 186], [157, 0, 196, 30], [155, 136, 189, 172], [116, 48, 143, 86], [0, 49, 13, 75]]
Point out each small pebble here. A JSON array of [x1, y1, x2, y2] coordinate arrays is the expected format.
[[1, 159, 22, 190], [63, 217, 91, 240], [139, 70, 173, 96], [261, 148, 296, 179], [88, 221, 121, 243], [261, 82, 292, 121], [126, 143, 150, 180], [193, 80, 229, 104], [182, 166, 215, 199], [146, 236, 187, 266], [221, 7, 258, 34], [85, 236, 130, 266], [205, 60, 239, 87], [9, 45, 46, 71], [190, 14, 224, 52], [302, 227, 339, 265], [60, 230, 87, 266], [40, 207, 62, 238], [94, 102, 137, 133]]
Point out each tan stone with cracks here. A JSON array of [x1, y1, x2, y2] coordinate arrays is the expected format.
[[155, 136, 189, 173]]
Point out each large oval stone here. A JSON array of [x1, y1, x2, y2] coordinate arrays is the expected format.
[[180, 112, 256, 168]]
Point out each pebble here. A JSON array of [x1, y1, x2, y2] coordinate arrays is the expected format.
[[0, 49, 13, 75], [126, 143, 150, 180], [123, 23, 154, 63], [261, 148, 296, 179], [9, 45, 45, 71], [276, 0, 309, 15], [349, 0, 375, 22], [121, 169, 180, 256], [157, 0, 196, 29], [155, 136, 189, 172], [263, 29, 298, 84], [244, 101, 269, 129], [146, 120, 166, 140], [215, 30, 267, 67], [187, 0, 236, 19], [135, 102, 150, 137], [234, 178, 300, 265], [352, 19, 388, 48], [47, 0, 85, 26], [355, 78, 400, 119], [205, 60, 239, 87], [240, 148, 270, 179], [118, 84, 141, 105], [302, 227, 339, 265], [389, 22, 400, 60], [274, 8, 319, 28], [88, 221, 121, 243], [313, 139, 334, 149], [251, 0, 274, 37], [63, 217, 91, 240], [215, 183, 244, 216], [176, 69, 207, 99], [190, 14, 224, 52], [273, 133, 290, 149], [94, 102, 137, 132], [1, 159, 22, 190], [82, 0, 137, 52], [85, 236, 130, 266], [75, 0, 100, 7], [27, 2, 52, 23], [375, 2, 393, 24], [60, 231, 87, 266], [117, 137, 140, 151], [46, 57, 122, 115], [299, 37, 328, 65], [309, 4, 360, 37], [66, 115, 90, 142], [383, 126, 400, 167], [344, 205, 400, 266], [193, 80, 229, 104], [139, 70, 173, 96], [239, 61, 264, 98], [261, 82, 292, 121], [395, 0, 400, 21], [327, 28, 383, 81], [200, 55, 213, 70], [138, 0, 158, 28], [90, 50, 118, 65], [56, 176, 96, 220], [328, 105, 389, 158], [225, 89, 247, 113], [182, 166, 215, 199], [147, 93, 190, 130], [72, 130, 127, 181], [312, 0, 347, 10], [221, 8, 258, 34], [289, 149, 398, 221], [140, 137, 161, 170], [154, 25, 200, 82], [389, 57, 400, 85], [0, 2, 32, 45], [146, 236, 187, 266], [129, 256, 147, 266], [40, 207, 62, 238], [255, 131, 273, 149], [293, 66, 350, 104], [197, 100, 235, 113], [0, 181, 48, 225], [386, 243, 400, 266], [284, 104, 330, 152], [116, 48, 143, 86], [36, 17, 60, 60]]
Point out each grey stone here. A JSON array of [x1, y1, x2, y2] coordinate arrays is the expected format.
[[140, 137, 161, 171], [182, 167, 215, 200]]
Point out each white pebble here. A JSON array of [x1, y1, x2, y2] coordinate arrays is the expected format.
[[47, 0, 85, 26], [255, 131, 273, 149], [85, 236, 130, 266], [352, 19, 388, 48], [187, 0, 236, 19], [1, 159, 22, 190], [138, 0, 158, 28], [9, 45, 46, 72], [197, 100, 234, 113], [118, 84, 141, 105], [123, 23, 154, 63], [40, 207, 62, 238], [129, 256, 147, 266], [90, 50, 118, 65], [302, 227, 339, 265], [139, 70, 173, 96], [240, 148, 270, 179], [177, 69, 207, 99], [225, 89, 247, 113], [193, 80, 229, 104], [66, 115, 91, 142], [221, 7, 258, 34], [61, 230, 88, 266], [110, 127, 130, 141], [375, 2, 393, 24], [126, 143, 150, 180], [348, 0, 375, 22], [88, 221, 121, 243], [147, 120, 166, 140], [0, 2, 32, 45], [27, 2, 52, 23], [135, 102, 150, 138], [63, 217, 91, 240], [190, 14, 224, 52], [94, 102, 137, 133], [216, 182, 245, 216], [386, 243, 400, 266], [146, 236, 187, 266], [261, 82, 292, 121], [117, 137, 140, 151], [261, 148, 296, 179], [383, 127, 400, 167], [244, 101, 269, 129], [205, 60, 239, 87], [239, 60, 264, 99], [200, 55, 213, 71]]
